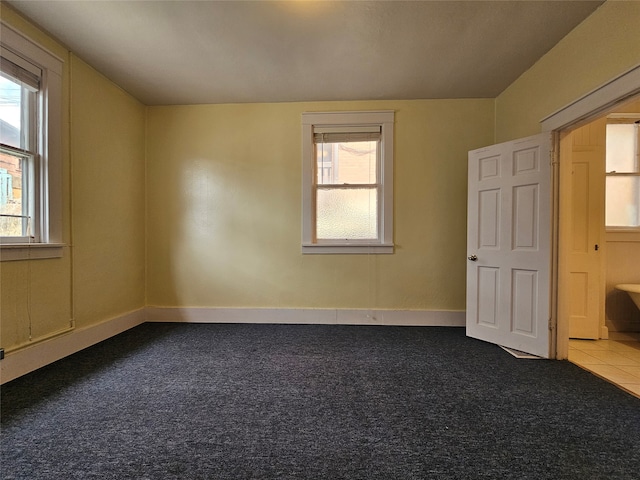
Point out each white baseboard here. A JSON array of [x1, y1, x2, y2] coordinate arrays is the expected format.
[[1, 307, 465, 383], [0, 308, 146, 385], [145, 306, 466, 327]]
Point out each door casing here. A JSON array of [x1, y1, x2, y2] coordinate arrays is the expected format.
[[541, 64, 640, 359]]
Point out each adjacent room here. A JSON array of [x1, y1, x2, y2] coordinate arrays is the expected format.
[[1, 1, 639, 478]]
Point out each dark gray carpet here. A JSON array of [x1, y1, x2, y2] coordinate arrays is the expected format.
[[1, 323, 639, 479]]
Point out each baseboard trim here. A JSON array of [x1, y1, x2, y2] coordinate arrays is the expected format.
[[1, 307, 465, 383], [145, 307, 466, 327], [0, 308, 146, 385]]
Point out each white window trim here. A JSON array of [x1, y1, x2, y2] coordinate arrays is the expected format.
[[1, 22, 64, 261], [302, 111, 394, 254]]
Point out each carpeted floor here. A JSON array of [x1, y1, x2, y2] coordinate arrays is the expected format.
[[1, 323, 639, 479]]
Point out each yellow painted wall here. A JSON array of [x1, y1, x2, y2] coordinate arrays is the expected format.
[[70, 55, 146, 328], [146, 99, 494, 310], [0, 4, 72, 350], [495, 0, 640, 142], [10, 0, 633, 354], [0, 5, 146, 352]]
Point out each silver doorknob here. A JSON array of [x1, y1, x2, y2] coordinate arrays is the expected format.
[[468, 255, 478, 261]]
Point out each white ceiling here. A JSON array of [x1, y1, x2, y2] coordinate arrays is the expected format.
[[5, 0, 604, 106]]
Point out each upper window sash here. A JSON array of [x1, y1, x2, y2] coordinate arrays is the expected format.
[[606, 116, 639, 174], [315, 138, 380, 186]]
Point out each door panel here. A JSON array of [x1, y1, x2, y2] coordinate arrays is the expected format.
[[478, 266, 500, 327], [479, 189, 500, 248], [513, 184, 539, 250], [512, 269, 537, 335], [467, 133, 552, 358]]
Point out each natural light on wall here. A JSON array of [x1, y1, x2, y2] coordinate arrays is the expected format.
[[606, 119, 640, 228]]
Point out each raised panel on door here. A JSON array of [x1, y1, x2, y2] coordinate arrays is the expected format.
[[477, 266, 500, 328], [571, 162, 590, 253], [513, 184, 539, 250], [511, 269, 538, 336], [479, 189, 501, 249]]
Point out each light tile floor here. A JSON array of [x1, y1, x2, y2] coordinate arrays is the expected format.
[[568, 332, 640, 398]]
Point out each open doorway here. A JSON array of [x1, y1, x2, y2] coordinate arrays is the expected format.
[[556, 94, 640, 395], [557, 94, 640, 340], [464, 66, 640, 365], [542, 64, 640, 361]]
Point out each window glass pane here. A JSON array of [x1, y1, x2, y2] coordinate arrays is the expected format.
[[316, 141, 377, 185], [0, 75, 23, 149], [606, 124, 638, 173], [606, 176, 640, 227], [0, 151, 29, 236], [316, 187, 377, 239]]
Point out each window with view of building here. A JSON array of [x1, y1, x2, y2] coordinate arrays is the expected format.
[[606, 116, 640, 229], [1, 23, 63, 260], [302, 111, 394, 254]]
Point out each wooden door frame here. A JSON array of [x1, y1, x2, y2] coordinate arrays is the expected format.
[[541, 63, 640, 359]]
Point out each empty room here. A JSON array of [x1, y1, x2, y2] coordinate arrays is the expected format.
[[1, 1, 639, 478]]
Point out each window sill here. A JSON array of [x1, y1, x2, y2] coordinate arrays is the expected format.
[[0, 243, 65, 261], [302, 243, 394, 254]]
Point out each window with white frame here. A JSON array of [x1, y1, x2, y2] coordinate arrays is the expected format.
[[605, 115, 640, 229], [1, 23, 63, 260], [302, 111, 394, 254]]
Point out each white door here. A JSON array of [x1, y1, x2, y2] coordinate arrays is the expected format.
[[560, 119, 606, 339], [466, 133, 552, 358]]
